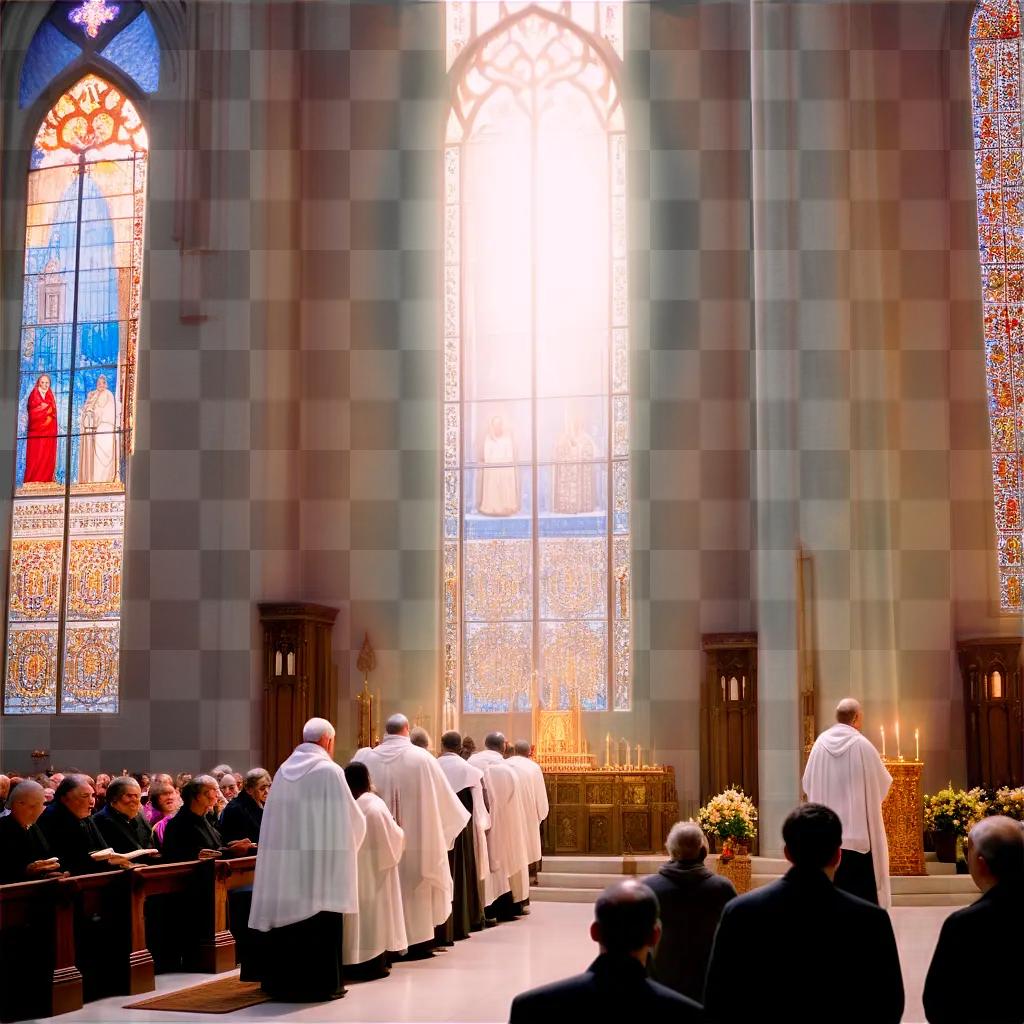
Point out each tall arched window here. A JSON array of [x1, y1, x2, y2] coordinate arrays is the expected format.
[[970, 0, 1024, 613], [3, 2, 158, 714], [442, 2, 630, 718]]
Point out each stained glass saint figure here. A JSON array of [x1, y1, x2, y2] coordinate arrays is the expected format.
[[24, 375, 58, 484], [479, 415, 519, 516], [553, 410, 596, 515]]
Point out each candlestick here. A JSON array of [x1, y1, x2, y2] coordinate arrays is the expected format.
[[895, 720, 901, 760], [651, 744, 656, 767], [880, 724, 886, 758], [605, 732, 611, 768], [624, 739, 631, 767], [915, 727, 919, 762], [636, 744, 643, 768]]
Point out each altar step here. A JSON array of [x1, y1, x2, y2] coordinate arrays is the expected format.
[[533, 854, 980, 908]]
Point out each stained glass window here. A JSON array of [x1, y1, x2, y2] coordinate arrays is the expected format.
[[443, 2, 630, 717], [970, 0, 1024, 612], [3, 73, 148, 714]]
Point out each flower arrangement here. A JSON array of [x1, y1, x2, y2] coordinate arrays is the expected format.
[[697, 787, 758, 860], [984, 786, 1024, 822], [923, 785, 987, 838]]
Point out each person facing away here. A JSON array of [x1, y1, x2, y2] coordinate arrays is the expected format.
[[642, 821, 735, 1002], [352, 713, 470, 957], [249, 718, 367, 1001], [0, 780, 63, 883], [219, 768, 270, 844], [37, 775, 132, 874], [704, 803, 904, 1024], [509, 880, 703, 1022], [92, 777, 160, 857], [923, 815, 1024, 1024], [161, 776, 254, 862], [410, 726, 431, 750], [802, 697, 892, 905], [341, 761, 408, 980], [507, 739, 550, 882]]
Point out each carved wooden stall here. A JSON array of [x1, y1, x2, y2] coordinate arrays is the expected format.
[[957, 636, 1023, 789], [259, 603, 339, 772], [700, 633, 759, 808]]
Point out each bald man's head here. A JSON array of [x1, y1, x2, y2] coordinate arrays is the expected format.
[[969, 815, 1024, 891], [591, 881, 661, 958], [514, 740, 532, 757], [836, 698, 862, 729], [8, 780, 46, 828], [386, 714, 410, 736]]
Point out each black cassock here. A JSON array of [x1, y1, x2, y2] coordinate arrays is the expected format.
[[435, 786, 483, 945], [251, 912, 346, 1001]]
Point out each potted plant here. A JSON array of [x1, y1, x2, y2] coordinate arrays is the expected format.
[[697, 787, 758, 892], [923, 785, 987, 863]]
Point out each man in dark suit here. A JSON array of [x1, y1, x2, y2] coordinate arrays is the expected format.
[[37, 775, 131, 875], [923, 815, 1023, 1024], [508, 880, 703, 1021], [93, 776, 160, 856], [704, 803, 904, 1024], [0, 780, 62, 883], [219, 768, 270, 844], [643, 821, 736, 1001]]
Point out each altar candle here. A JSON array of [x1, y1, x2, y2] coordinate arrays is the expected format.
[[637, 744, 643, 769], [880, 725, 886, 757], [915, 728, 919, 762], [623, 739, 631, 767], [605, 732, 611, 767], [895, 720, 901, 760]]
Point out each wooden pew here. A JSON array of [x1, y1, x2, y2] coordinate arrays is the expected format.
[[202, 855, 257, 973]]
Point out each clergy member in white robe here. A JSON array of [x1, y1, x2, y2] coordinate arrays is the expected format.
[[469, 732, 531, 921], [341, 762, 407, 979], [353, 714, 470, 956], [802, 698, 892, 907], [508, 739, 549, 881], [249, 718, 366, 1001]]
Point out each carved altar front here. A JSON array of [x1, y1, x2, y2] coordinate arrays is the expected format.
[[541, 767, 680, 856], [882, 759, 925, 876]]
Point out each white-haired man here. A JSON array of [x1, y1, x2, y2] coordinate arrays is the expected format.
[[353, 713, 470, 958], [249, 718, 367, 1001], [802, 697, 892, 906]]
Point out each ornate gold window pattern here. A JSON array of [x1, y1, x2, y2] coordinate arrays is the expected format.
[[443, 2, 630, 716]]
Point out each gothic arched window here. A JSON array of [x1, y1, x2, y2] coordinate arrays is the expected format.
[[3, 1, 156, 714], [442, 2, 630, 718]]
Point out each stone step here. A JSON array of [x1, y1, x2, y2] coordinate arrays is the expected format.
[[541, 855, 791, 875], [890, 875, 979, 895], [538, 871, 782, 891], [892, 893, 976, 907]]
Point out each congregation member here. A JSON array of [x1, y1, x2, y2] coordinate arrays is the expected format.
[[507, 740, 549, 884], [354, 714, 470, 958], [92, 776, 161, 857], [410, 726, 431, 750], [509, 880, 702, 1021], [802, 697, 892, 905], [0, 773, 10, 812], [704, 803, 904, 1024], [93, 773, 111, 803], [37, 775, 131, 874], [436, 730, 489, 939], [0, 780, 62, 883], [342, 761, 407, 979], [219, 768, 270, 844], [923, 815, 1024, 1024], [146, 779, 181, 833], [219, 773, 240, 804], [470, 732, 531, 921], [461, 736, 476, 759], [249, 718, 366, 1001], [161, 776, 254, 862], [642, 821, 734, 1001]]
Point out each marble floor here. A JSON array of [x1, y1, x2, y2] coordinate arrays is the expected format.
[[39, 902, 955, 1024]]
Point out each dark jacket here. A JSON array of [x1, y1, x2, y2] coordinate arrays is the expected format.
[[509, 954, 703, 1022], [161, 809, 224, 863], [0, 813, 53, 883], [219, 791, 263, 845], [92, 804, 156, 854], [704, 867, 904, 1024], [923, 880, 1024, 1024], [642, 859, 736, 1001], [37, 801, 109, 875]]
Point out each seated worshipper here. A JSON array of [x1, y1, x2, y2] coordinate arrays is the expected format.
[[219, 772, 240, 804], [175, 771, 192, 790], [509, 880, 702, 1021], [641, 821, 735, 1001], [704, 804, 904, 1024], [353, 714, 470, 959], [93, 773, 111, 803], [410, 726, 431, 750], [0, 773, 11, 812], [220, 768, 270, 843], [342, 761, 407, 979], [507, 740, 549, 887], [470, 732, 531, 923], [0, 780, 62, 883], [461, 736, 476, 760], [249, 718, 367, 1002], [436, 730, 489, 940], [161, 776, 255, 862], [146, 779, 181, 830], [923, 815, 1024, 1024], [37, 775, 133, 874], [92, 776, 161, 857]]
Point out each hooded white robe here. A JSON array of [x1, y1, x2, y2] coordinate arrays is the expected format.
[[353, 735, 470, 946], [437, 752, 491, 881], [802, 722, 893, 908], [507, 754, 549, 865], [469, 749, 531, 906], [249, 742, 366, 931], [343, 791, 407, 965]]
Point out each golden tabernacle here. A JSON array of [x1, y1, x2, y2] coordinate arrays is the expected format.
[[882, 758, 925, 876], [531, 692, 597, 772]]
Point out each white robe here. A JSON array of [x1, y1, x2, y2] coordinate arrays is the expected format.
[[353, 735, 470, 946], [343, 792, 407, 965], [78, 386, 118, 484], [437, 752, 491, 881], [507, 755, 549, 865], [469, 750, 531, 906], [249, 743, 366, 931], [802, 723, 893, 908]]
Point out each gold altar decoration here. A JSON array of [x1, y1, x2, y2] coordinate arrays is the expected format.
[[355, 633, 379, 750], [541, 766, 680, 856], [715, 845, 753, 893], [531, 685, 597, 772], [882, 758, 925, 876]]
